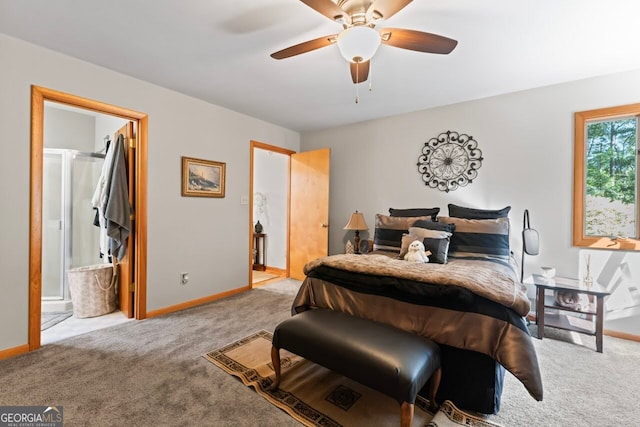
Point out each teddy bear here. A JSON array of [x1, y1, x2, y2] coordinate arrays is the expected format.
[[404, 240, 431, 263]]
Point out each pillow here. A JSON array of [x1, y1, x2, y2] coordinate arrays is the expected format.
[[399, 228, 451, 255], [400, 228, 452, 264], [373, 214, 434, 254], [389, 207, 439, 221], [448, 204, 511, 219], [412, 219, 456, 233], [438, 216, 510, 260], [407, 227, 452, 241], [422, 236, 451, 265]]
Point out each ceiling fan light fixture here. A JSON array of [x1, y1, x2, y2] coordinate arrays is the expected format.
[[337, 26, 381, 63]]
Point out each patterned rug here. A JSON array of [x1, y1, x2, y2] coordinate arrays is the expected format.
[[204, 331, 501, 427], [41, 311, 73, 331]]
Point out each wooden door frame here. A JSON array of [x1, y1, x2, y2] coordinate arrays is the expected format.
[[29, 86, 148, 351], [249, 141, 295, 287]]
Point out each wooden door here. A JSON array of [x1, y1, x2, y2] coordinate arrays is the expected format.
[[289, 148, 330, 280], [114, 122, 135, 318]]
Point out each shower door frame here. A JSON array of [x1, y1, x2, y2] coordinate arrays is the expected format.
[[42, 148, 105, 303]]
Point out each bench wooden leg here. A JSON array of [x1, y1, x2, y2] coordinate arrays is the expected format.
[[427, 367, 442, 412], [270, 345, 281, 391], [400, 401, 414, 427]]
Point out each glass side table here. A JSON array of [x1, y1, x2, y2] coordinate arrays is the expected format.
[[532, 274, 610, 353]]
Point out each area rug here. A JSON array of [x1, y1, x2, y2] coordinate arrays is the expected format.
[[41, 311, 73, 331], [204, 331, 501, 427]]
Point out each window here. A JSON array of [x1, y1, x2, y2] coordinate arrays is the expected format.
[[574, 103, 640, 250]]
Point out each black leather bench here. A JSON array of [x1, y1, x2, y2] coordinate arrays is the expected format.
[[270, 309, 442, 427]]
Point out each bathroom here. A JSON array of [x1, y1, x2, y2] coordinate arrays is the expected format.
[[41, 101, 130, 338]]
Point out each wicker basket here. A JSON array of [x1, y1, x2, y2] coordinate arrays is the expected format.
[[68, 263, 118, 318]]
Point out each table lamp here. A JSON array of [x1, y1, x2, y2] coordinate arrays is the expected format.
[[344, 211, 368, 254]]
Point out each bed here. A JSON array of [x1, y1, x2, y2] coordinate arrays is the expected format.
[[290, 207, 543, 414]]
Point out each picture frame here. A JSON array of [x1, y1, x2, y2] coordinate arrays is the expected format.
[[181, 156, 226, 198], [359, 239, 370, 254]]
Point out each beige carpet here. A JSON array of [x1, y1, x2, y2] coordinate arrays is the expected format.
[[2, 282, 639, 426], [204, 330, 501, 427]]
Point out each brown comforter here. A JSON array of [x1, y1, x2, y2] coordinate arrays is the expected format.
[[293, 254, 543, 402]]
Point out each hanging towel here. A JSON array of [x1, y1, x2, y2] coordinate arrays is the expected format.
[[103, 133, 131, 260], [92, 136, 117, 258]]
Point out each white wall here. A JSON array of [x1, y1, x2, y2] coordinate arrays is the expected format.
[[300, 67, 640, 284], [579, 249, 640, 335], [44, 105, 95, 151], [253, 149, 288, 269], [0, 33, 300, 352], [94, 113, 129, 153]]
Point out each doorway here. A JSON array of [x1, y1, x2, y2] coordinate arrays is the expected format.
[[41, 104, 132, 343], [249, 141, 330, 285], [29, 86, 148, 351], [250, 141, 294, 286]]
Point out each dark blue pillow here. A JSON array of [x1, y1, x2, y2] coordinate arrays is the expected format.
[[422, 237, 450, 264], [412, 219, 455, 233], [448, 204, 511, 219], [389, 207, 440, 221]]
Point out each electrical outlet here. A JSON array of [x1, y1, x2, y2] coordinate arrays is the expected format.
[[180, 272, 189, 285], [240, 195, 249, 205]]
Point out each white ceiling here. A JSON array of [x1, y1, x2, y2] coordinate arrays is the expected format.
[[2, 0, 640, 132]]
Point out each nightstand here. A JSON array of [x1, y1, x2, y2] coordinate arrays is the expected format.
[[252, 233, 266, 271], [533, 274, 610, 352]]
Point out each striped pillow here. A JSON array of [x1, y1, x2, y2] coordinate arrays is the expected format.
[[438, 216, 510, 260], [373, 214, 434, 254]]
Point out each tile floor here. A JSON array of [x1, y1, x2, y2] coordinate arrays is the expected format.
[[41, 310, 132, 345]]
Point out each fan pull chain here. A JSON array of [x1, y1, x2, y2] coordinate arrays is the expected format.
[[369, 59, 373, 92], [355, 61, 359, 104]]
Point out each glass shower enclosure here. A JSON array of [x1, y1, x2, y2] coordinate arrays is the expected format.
[[42, 148, 105, 312]]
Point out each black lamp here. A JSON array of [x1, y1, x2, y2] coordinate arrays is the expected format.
[[521, 209, 540, 282]]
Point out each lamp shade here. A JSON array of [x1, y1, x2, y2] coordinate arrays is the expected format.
[[337, 26, 381, 63], [344, 211, 369, 231]]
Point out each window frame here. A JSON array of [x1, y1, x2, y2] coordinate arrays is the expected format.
[[574, 103, 640, 251]]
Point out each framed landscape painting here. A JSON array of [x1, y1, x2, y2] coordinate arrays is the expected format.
[[181, 156, 226, 198]]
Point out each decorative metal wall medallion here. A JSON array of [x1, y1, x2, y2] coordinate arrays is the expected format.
[[417, 130, 483, 192]]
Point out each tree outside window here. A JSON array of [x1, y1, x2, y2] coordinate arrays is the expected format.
[[585, 118, 637, 238], [574, 104, 640, 250]]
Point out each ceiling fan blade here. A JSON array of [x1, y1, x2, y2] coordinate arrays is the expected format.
[[350, 60, 370, 83], [380, 28, 458, 54], [299, 0, 349, 23], [271, 34, 337, 60], [368, 0, 413, 20]]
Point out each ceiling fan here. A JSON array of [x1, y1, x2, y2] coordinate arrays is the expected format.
[[270, 0, 458, 88]]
